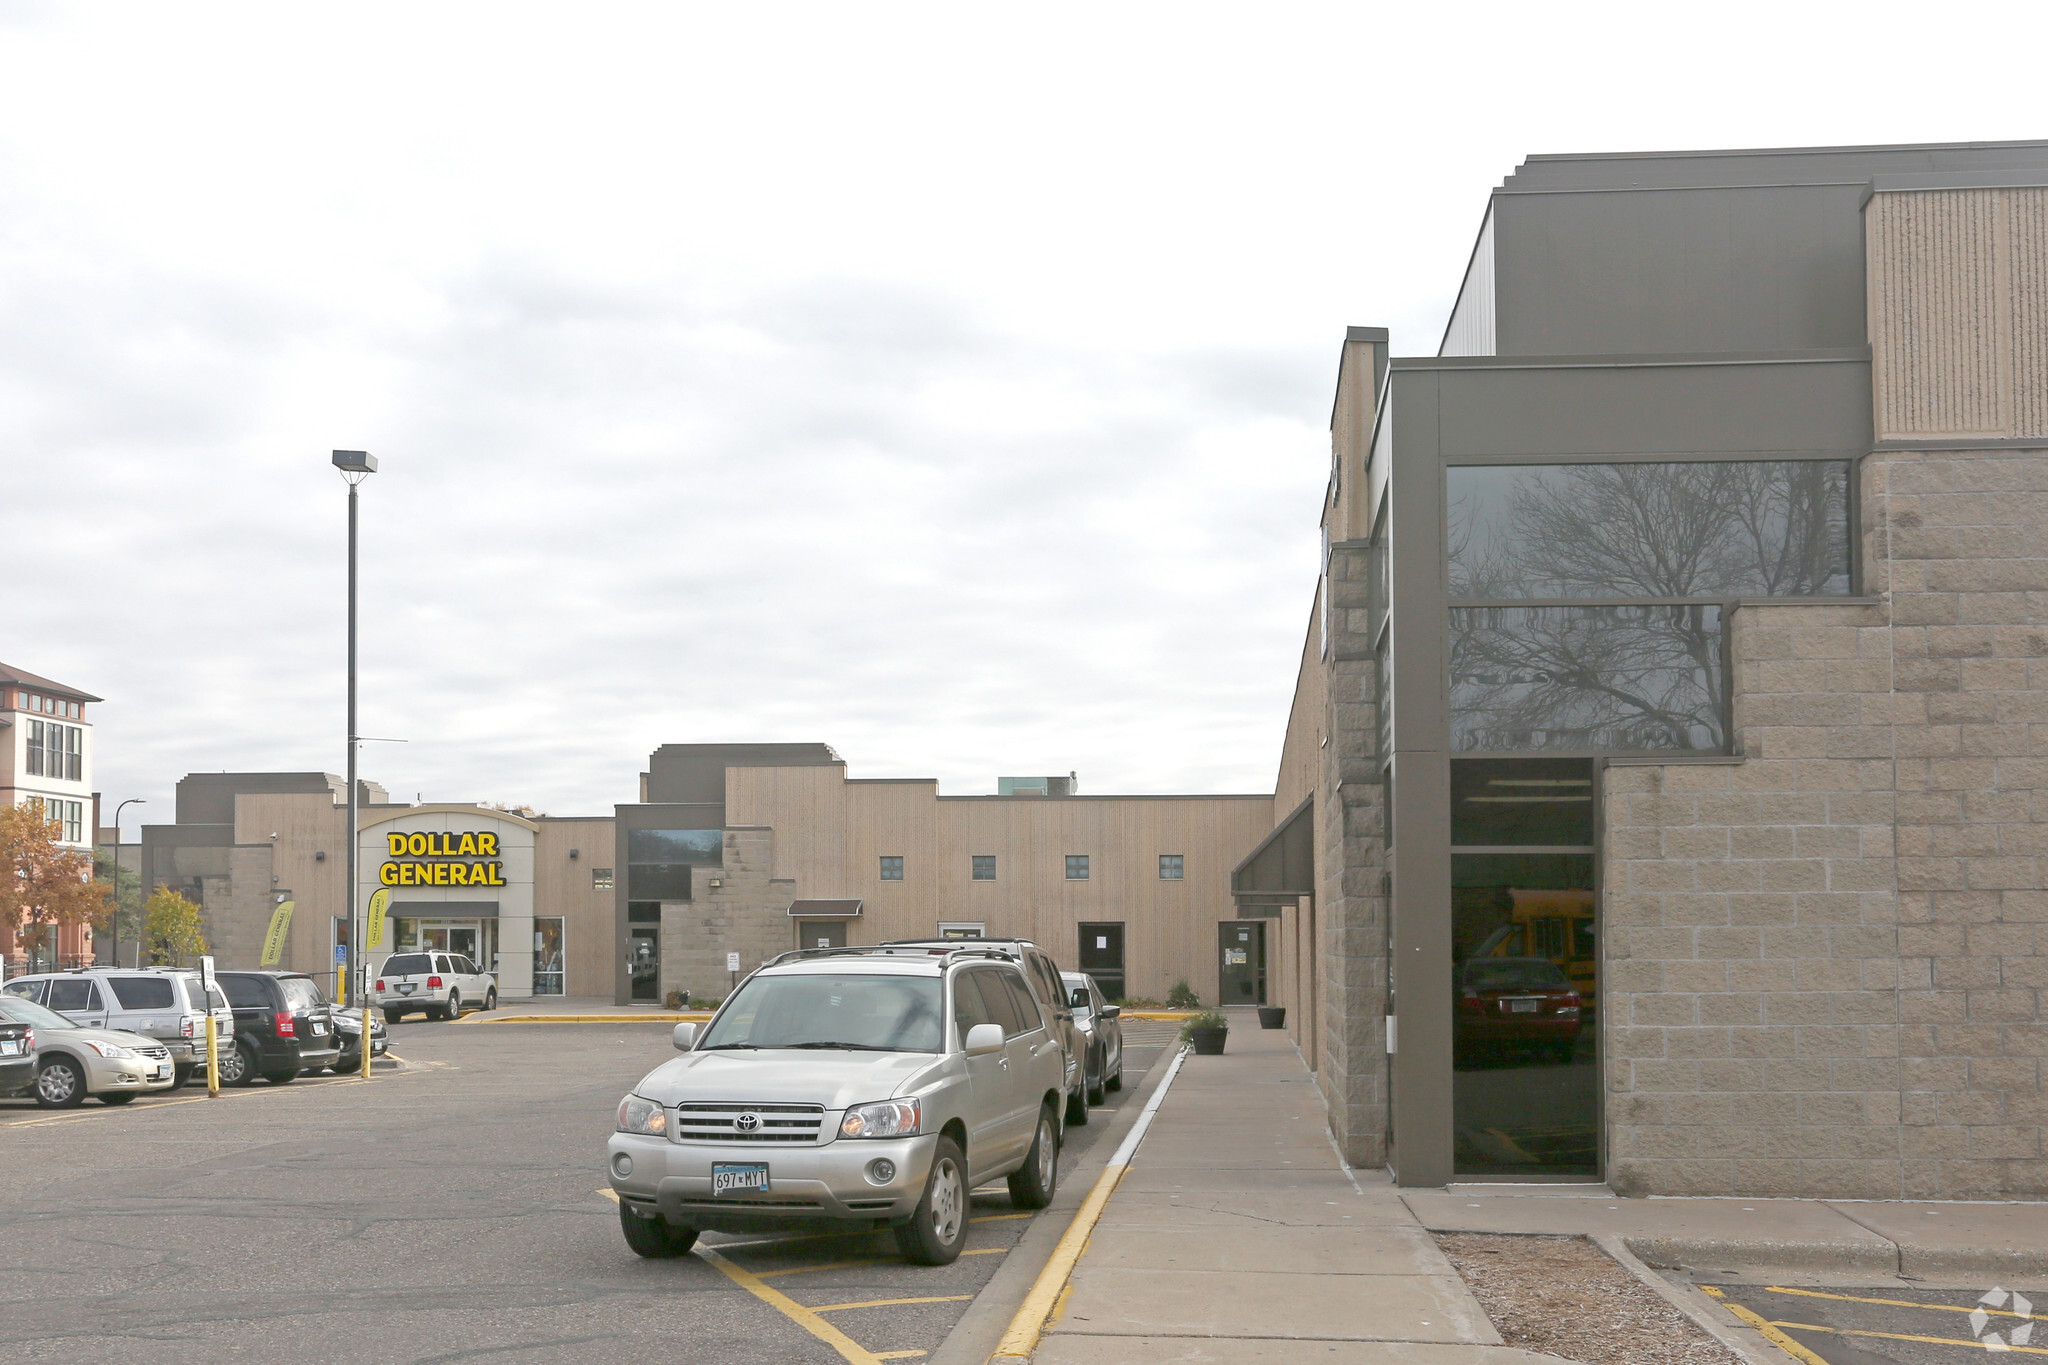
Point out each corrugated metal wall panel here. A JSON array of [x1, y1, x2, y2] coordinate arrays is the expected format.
[[1439, 208, 1495, 357]]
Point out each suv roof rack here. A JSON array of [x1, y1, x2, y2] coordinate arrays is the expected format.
[[762, 944, 1021, 969]]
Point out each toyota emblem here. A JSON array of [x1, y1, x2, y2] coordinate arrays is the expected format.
[[733, 1112, 761, 1133]]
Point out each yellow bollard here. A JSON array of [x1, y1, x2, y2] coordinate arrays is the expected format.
[[204, 1014, 221, 1097]]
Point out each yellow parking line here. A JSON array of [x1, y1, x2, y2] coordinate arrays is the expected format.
[[812, 1295, 973, 1312], [873, 1354, 926, 1361], [1765, 1284, 2048, 1322], [1770, 1319, 2048, 1356], [696, 1245, 885, 1365], [756, 1258, 885, 1279], [1703, 1294, 1830, 1365], [969, 1213, 1031, 1223], [597, 1188, 620, 1203]]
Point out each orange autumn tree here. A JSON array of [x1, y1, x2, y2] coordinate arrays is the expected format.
[[0, 801, 110, 971]]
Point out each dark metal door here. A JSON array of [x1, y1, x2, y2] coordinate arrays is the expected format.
[[797, 919, 848, 951], [1218, 921, 1266, 1005], [1077, 923, 1125, 1001], [629, 928, 659, 1001]]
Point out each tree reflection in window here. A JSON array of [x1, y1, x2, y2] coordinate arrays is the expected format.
[[1448, 461, 1849, 599], [1450, 605, 1723, 751]]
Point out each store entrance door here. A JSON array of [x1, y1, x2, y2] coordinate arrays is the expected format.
[[629, 928, 660, 1001], [1218, 921, 1266, 1006], [796, 920, 848, 951]]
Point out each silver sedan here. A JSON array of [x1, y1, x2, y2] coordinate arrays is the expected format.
[[0, 996, 177, 1107], [1061, 972, 1124, 1106]]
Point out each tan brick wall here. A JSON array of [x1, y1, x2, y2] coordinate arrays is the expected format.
[[1605, 444, 2048, 1198]]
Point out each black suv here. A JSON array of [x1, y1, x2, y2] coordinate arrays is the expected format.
[[214, 971, 340, 1085]]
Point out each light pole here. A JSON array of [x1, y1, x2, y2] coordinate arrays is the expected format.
[[110, 798, 146, 968], [333, 449, 377, 1079]]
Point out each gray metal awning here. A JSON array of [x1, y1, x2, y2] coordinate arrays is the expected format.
[[1231, 797, 1313, 915], [787, 899, 863, 918]]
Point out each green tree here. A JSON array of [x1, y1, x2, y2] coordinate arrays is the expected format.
[[142, 886, 208, 967]]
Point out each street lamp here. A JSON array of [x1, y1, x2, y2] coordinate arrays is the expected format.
[[333, 449, 377, 1080], [110, 798, 146, 969]]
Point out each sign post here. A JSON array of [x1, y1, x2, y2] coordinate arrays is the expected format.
[[333, 943, 348, 1007], [727, 950, 741, 995], [199, 954, 221, 1098]]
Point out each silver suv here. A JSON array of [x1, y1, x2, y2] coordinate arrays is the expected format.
[[883, 938, 1089, 1125], [606, 946, 1067, 1265], [2, 968, 236, 1089]]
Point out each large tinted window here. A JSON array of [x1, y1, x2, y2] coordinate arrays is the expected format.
[[108, 978, 175, 1009], [628, 830, 723, 865], [48, 980, 99, 1013], [219, 977, 271, 1008], [1448, 460, 1850, 599], [281, 979, 324, 1011], [381, 954, 432, 976], [1452, 759, 1595, 846], [698, 973, 942, 1052], [1450, 604, 1723, 751]]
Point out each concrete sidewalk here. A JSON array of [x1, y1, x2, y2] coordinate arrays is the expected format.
[[1033, 1021, 1558, 1364], [1030, 1019, 2048, 1364]]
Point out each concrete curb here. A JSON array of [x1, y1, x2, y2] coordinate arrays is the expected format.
[[1593, 1234, 1790, 1365], [1623, 1235, 1902, 1277]]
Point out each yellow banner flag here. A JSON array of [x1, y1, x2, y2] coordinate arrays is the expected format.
[[260, 900, 296, 966], [366, 888, 391, 952]]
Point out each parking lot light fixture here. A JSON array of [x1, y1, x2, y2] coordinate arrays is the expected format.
[[110, 798, 146, 968], [334, 450, 377, 1080]]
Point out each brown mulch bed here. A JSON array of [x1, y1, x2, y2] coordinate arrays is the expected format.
[[1433, 1232, 1742, 1365]]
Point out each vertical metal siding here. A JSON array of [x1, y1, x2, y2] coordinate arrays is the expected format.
[[1439, 208, 1496, 357]]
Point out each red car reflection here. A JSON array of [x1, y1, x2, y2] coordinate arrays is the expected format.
[[1454, 956, 1583, 1065]]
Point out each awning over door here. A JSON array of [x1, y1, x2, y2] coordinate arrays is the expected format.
[[787, 899, 863, 918], [1231, 797, 1313, 917]]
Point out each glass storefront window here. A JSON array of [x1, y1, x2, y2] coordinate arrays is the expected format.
[[533, 918, 565, 996], [1447, 460, 1850, 599], [1450, 603, 1724, 751], [1452, 758, 1595, 846]]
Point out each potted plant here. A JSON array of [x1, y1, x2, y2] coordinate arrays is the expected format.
[[1182, 1009, 1228, 1055]]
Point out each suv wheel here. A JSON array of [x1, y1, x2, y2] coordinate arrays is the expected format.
[[264, 1070, 298, 1085], [1086, 1051, 1107, 1107], [1065, 1076, 1090, 1126], [217, 1041, 255, 1087], [617, 1204, 697, 1258], [894, 1136, 967, 1265], [383, 1008, 404, 1026], [441, 992, 460, 1021], [34, 1057, 87, 1109], [1007, 1104, 1058, 1209], [483, 988, 496, 1010]]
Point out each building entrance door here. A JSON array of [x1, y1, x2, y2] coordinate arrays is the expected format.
[[1078, 923, 1125, 1001], [797, 919, 848, 951], [1218, 921, 1266, 1005], [629, 927, 659, 1001]]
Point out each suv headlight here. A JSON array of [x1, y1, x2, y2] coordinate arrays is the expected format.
[[616, 1095, 668, 1136], [83, 1041, 137, 1059], [840, 1099, 920, 1139]]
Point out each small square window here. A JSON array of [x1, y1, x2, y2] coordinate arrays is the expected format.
[[592, 867, 614, 890], [879, 856, 904, 881], [972, 855, 996, 881], [1065, 855, 1089, 880], [1158, 854, 1184, 880]]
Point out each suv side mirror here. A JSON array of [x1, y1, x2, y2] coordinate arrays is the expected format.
[[1101, 1005, 1121, 1019], [671, 1022, 697, 1051], [963, 1022, 1005, 1056]]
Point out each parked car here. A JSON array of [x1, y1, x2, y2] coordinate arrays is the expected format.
[[213, 970, 341, 1085], [329, 1006, 389, 1072], [0, 995, 175, 1107], [1061, 972, 1124, 1105], [1453, 956, 1583, 1065], [371, 951, 497, 1023], [606, 945, 1067, 1265], [0, 1015, 33, 1098], [2, 968, 237, 1089], [883, 937, 1087, 1124]]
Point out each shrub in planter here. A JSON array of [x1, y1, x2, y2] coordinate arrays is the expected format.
[[1165, 979, 1201, 1010], [1181, 1009, 1229, 1055], [663, 989, 691, 1010]]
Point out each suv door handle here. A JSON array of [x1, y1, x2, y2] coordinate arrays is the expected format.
[[997, 1057, 1009, 1070]]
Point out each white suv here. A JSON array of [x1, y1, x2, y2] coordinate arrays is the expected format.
[[372, 951, 497, 1023], [606, 946, 1068, 1265]]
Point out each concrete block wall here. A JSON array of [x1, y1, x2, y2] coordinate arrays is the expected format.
[[1605, 446, 2048, 1198], [660, 829, 794, 1004]]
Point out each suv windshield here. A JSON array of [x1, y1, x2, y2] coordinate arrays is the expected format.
[[700, 973, 943, 1052]]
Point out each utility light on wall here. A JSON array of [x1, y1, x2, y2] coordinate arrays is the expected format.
[[569, 848, 580, 860]]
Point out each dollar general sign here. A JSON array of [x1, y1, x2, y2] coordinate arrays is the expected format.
[[379, 831, 508, 887]]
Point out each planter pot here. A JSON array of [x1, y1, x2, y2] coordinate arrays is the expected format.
[[1257, 1006, 1286, 1029], [1187, 1025, 1228, 1055]]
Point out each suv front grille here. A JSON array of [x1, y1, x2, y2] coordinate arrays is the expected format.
[[672, 1102, 827, 1144]]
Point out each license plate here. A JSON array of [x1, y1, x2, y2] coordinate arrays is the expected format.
[[398, 983, 415, 995], [311, 1023, 327, 1035], [154, 1065, 171, 1080], [1509, 999, 1541, 1014], [0, 1041, 19, 1055], [711, 1163, 770, 1196]]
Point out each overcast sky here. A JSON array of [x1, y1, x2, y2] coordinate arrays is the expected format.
[[4, 3, 2041, 825]]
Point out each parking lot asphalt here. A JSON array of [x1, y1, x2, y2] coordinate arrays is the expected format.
[[1703, 1282, 2047, 1363], [0, 1014, 1179, 1365]]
